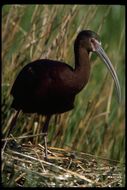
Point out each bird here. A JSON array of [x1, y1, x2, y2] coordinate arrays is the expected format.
[[7, 30, 121, 160]]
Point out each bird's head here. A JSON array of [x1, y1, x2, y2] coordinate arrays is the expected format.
[[75, 30, 121, 103], [75, 30, 100, 53]]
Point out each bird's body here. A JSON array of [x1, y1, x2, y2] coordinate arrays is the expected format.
[[11, 55, 90, 115], [11, 59, 76, 114], [7, 30, 121, 160]]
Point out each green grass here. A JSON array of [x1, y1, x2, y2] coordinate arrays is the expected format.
[[2, 5, 125, 163]]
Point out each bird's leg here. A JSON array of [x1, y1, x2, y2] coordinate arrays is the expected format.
[[2, 110, 20, 155], [42, 115, 51, 160]]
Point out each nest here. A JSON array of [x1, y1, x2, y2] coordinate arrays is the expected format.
[[2, 140, 125, 187]]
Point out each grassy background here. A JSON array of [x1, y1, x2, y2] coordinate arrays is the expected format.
[[2, 5, 125, 163]]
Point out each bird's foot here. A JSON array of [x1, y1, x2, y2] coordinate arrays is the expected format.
[[44, 156, 49, 162]]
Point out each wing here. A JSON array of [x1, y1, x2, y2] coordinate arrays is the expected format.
[[11, 59, 74, 99]]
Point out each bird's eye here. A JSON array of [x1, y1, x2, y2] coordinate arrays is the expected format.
[[90, 38, 101, 52]]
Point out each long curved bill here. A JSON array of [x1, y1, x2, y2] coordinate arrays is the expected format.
[[91, 38, 121, 103]]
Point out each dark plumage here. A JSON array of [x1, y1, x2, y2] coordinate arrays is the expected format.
[[11, 60, 77, 114]]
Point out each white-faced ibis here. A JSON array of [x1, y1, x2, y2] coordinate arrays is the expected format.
[[8, 30, 121, 159]]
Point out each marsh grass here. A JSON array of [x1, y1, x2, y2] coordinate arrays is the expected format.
[[2, 4, 125, 171]]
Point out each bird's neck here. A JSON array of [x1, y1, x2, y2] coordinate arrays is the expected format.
[[73, 47, 91, 93]]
